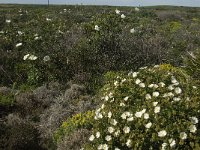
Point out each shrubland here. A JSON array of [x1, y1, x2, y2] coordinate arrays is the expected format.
[[0, 4, 200, 150]]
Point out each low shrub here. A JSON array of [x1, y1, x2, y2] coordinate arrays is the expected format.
[[54, 110, 95, 142], [83, 64, 200, 149]]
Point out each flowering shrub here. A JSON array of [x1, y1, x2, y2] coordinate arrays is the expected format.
[[84, 64, 200, 149]]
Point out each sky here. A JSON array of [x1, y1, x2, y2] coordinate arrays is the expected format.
[[0, 0, 200, 7]]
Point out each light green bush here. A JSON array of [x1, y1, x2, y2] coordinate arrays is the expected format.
[[84, 64, 200, 149]]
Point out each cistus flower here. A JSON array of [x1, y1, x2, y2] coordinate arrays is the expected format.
[[89, 134, 95, 141], [126, 139, 132, 148], [145, 122, 152, 129], [108, 127, 115, 133], [153, 91, 159, 97], [6, 19, 11, 23], [43, 55, 50, 62], [16, 43, 22, 47], [115, 9, 120, 14], [123, 126, 130, 134], [121, 14, 126, 19], [130, 28, 135, 33], [154, 106, 160, 113], [94, 25, 100, 31], [169, 139, 176, 147], [135, 7, 140, 12], [158, 130, 167, 137], [145, 94, 152, 100], [29, 55, 37, 60], [180, 132, 187, 140], [189, 125, 197, 133], [189, 116, 198, 124], [105, 135, 112, 141], [23, 54, 30, 60], [96, 132, 100, 138]]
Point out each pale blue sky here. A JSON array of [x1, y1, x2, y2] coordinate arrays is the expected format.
[[0, 0, 200, 7]]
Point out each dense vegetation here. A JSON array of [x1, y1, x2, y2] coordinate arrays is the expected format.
[[0, 4, 200, 150]]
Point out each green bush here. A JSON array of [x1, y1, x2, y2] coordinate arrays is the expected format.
[[83, 64, 200, 149], [0, 93, 15, 107], [54, 110, 95, 142]]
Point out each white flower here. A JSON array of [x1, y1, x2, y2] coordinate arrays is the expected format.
[[34, 36, 39, 40], [153, 91, 159, 97], [43, 55, 50, 62], [132, 72, 138, 78], [193, 86, 197, 89], [115, 9, 120, 14], [29, 55, 37, 60], [135, 7, 140, 11], [153, 102, 158, 107], [174, 87, 182, 94], [105, 135, 112, 141], [168, 85, 174, 91], [120, 102, 125, 107], [23, 54, 30, 60], [103, 144, 109, 150], [158, 130, 167, 137], [95, 25, 100, 31], [114, 81, 119, 86], [144, 113, 149, 119], [16, 43, 22, 47], [161, 143, 167, 150], [121, 78, 126, 83], [101, 104, 105, 109], [173, 97, 181, 102], [98, 145, 103, 150], [163, 92, 174, 97], [159, 82, 165, 87], [108, 111, 112, 118], [126, 139, 132, 148], [135, 78, 141, 84], [114, 130, 120, 137], [139, 83, 145, 88], [148, 84, 154, 88], [123, 126, 130, 134], [96, 132, 100, 138], [145, 94, 152, 100], [169, 139, 176, 147], [108, 127, 115, 133], [46, 18, 51, 21], [110, 119, 118, 126], [180, 132, 187, 140], [154, 65, 159, 68], [6, 19, 11, 23], [105, 95, 109, 101], [145, 122, 152, 129], [17, 31, 23, 35], [171, 76, 178, 84], [80, 148, 84, 150], [89, 135, 95, 141], [153, 84, 159, 88], [124, 96, 129, 101], [121, 14, 126, 19], [115, 148, 120, 150], [154, 106, 160, 113], [189, 117, 199, 124], [130, 28, 135, 33], [121, 113, 127, 119], [189, 125, 197, 133], [127, 117, 134, 121], [135, 109, 146, 118]]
